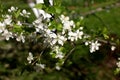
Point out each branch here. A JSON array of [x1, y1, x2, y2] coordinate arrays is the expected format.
[[64, 47, 75, 64]]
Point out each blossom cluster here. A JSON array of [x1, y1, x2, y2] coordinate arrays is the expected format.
[[85, 40, 101, 53], [31, 12, 85, 69], [0, 6, 103, 70], [0, 6, 31, 43], [1, 3, 117, 71], [33, 14, 84, 45]]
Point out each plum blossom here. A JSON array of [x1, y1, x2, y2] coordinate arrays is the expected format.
[[54, 46, 64, 59], [117, 61, 120, 68], [36, 0, 44, 4], [20, 9, 31, 18], [50, 46, 64, 59], [16, 33, 25, 43], [51, 34, 67, 46], [49, 0, 53, 6], [76, 30, 83, 39], [35, 23, 45, 32], [89, 40, 101, 53], [111, 46, 116, 51], [68, 31, 77, 41], [44, 29, 67, 46], [60, 15, 75, 34], [17, 21, 22, 26], [79, 27, 83, 30], [55, 52, 64, 59], [38, 10, 52, 20], [27, 52, 34, 64], [55, 65, 61, 70], [60, 15, 70, 23], [85, 41, 91, 46], [33, 15, 49, 33], [3, 15, 12, 25], [63, 21, 74, 30], [2, 30, 13, 40], [68, 29, 83, 41], [36, 63, 45, 69], [8, 6, 18, 12], [0, 22, 5, 33]]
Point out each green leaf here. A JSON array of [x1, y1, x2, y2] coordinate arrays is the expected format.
[[114, 68, 120, 75], [15, 9, 21, 18], [46, 6, 56, 14], [103, 27, 108, 33], [56, 24, 62, 31], [13, 24, 23, 33], [102, 27, 109, 39], [55, 6, 62, 14], [53, 0, 62, 6], [34, 3, 44, 9], [103, 34, 109, 39]]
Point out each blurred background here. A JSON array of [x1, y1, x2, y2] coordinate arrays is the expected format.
[[0, 0, 120, 80]]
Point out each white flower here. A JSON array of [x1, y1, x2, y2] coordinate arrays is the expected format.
[[54, 46, 59, 52], [60, 15, 75, 35], [2, 29, 13, 40], [3, 15, 12, 25], [52, 46, 64, 59], [57, 34, 66, 45], [79, 27, 83, 30], [68, 31, 77, 41], [51, 34, 67, 46], [46, 31, 66, 46], [117, 61, 120, 68], [8, 6, 18, 12], [36, 63, 45, 69], [38, 10, 52, 20], [33, 16, 48, 33], [116, 58, 120, 69], [55, 52, 64, 59], [63, 21, 72, 31], [55, 65, 61, 70], [90, 41, 101, 53], [111, 46, 116, 51], [33, 19, 44, 32], [36, 23, 44, 32], [20, 9, 31, 18], [27, 52, 34, 64], [22, 10, 27, 14], [76, 30, 83, 39], [16, 33, 25, 43], [17, 21, 22, 26], [36, 0, 44, 4], [0, 22, 5, 33], [60, 15, 69, 23], [118, 58, 120, 60], [85, 41, 89, 46], [49, 0, 53, 6]]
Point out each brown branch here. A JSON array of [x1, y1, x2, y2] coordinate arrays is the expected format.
[[96, 38, 116, 46], [64, 47, 75, 63], [81, 2, 120, 16]]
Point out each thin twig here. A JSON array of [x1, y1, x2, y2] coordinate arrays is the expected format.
[[64, 47, 75, 63], [96, 38, 117, 46]]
